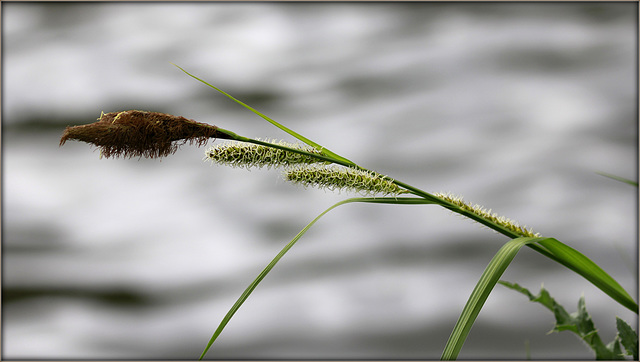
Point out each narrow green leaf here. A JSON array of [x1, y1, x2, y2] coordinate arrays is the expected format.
[[448, 237, 635, 358], [534, 237, 638, 314], [198, 197, 434, 359], [441, 236, 542, 360], [172, 63, 355, 166], [596, 171, 639, 187]]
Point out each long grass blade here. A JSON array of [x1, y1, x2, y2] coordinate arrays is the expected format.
[[596, 172, 639, 187], [534, 237, 638, 313], [441, 236, 541, 360], [198, 197, 434, 359], [172, 63, 354, 166], [442, 235, 638, 360]]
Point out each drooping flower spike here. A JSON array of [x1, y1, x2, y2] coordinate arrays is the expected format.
[[285, 165, 408, 196], [434, 192, 540, 238], [60, 110, 234, 158], [205, 140, 326, 169]]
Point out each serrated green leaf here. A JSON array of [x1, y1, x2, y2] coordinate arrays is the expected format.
[[607, 338, 624, 359], [501, 283, 626, 360], [616, 317, 638, 359], [532, 288, 557, 312], [498, 281, 535, 299], [551, 307, 573, 328]]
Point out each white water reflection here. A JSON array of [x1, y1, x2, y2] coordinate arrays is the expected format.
[[3, 2, 637, 359]]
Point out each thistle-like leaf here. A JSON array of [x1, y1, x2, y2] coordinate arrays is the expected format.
[[616, 317, 638, 359], [500, 281, 631, 360]]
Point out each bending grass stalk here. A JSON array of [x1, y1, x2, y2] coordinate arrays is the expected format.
[[229, 106, 639, 315], [170, 65, 637, 354], [58, 66, 637, 359], [171, 65, 637, 262], [175, 64, 637, 314], [198, 197, 436, 360], [391, 179, 638, 314]]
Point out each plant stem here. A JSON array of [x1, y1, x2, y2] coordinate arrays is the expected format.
[[213, 125, 606, 284]]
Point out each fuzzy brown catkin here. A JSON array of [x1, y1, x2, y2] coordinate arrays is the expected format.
[[60, 110, 232, 158]]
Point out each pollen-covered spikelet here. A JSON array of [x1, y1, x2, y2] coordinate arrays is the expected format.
[[284, 165, 406, 196], [434, 192, 540, 238], [205, 140, 325, 169]]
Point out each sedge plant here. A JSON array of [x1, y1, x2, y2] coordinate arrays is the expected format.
[[59, 65, 638, 360]]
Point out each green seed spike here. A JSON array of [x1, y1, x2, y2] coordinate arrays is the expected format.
[[435, 192, 540, 238], [284, 165, 407, 196], [205, 140, 327, 169]]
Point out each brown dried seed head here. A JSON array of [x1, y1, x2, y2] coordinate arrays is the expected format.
[[60, 110, 233, 158]]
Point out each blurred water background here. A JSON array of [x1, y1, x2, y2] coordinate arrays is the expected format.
[[2, 2, 638, 360]]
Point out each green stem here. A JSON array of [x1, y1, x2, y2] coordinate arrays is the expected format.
[[215, 129, 530, 240], [173, 62, 355, 166], [207, 112, 636, 315], [390, 178, 565, 263]]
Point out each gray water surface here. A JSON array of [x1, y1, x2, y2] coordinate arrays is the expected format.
[[2, 2, 637, 360]]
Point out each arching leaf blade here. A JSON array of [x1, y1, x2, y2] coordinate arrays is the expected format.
[[172, 63, 354, 166], [198, 197, 434, 359], [534, 237, 637, 313], [442, 236, 542, 360]]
